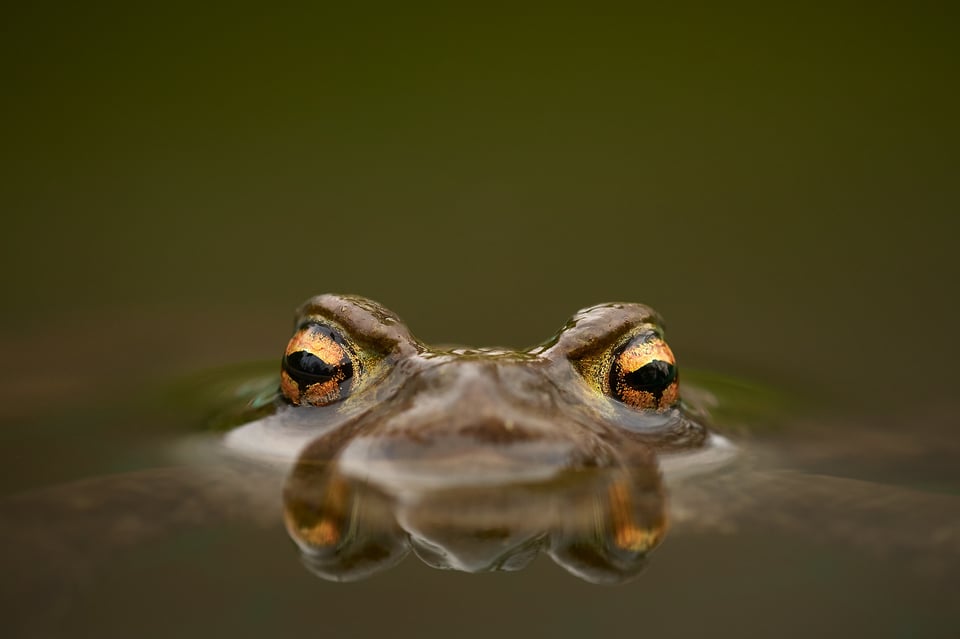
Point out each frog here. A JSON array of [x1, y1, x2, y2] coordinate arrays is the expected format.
[[219, 294, 734, 582]]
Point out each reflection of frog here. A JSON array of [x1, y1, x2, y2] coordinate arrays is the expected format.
[[224, 294, 730, 582]]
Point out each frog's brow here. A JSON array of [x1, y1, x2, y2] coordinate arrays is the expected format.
[[540, 303, 664, 361], [294, 294, 423, 356]]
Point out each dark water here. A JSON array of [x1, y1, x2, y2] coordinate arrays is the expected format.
[[2, 4, 959, 637]]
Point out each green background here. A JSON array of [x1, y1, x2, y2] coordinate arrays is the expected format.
[[3, 5, 956, 404]]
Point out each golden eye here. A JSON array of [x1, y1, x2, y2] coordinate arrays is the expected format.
[[608, 331, 679, 411], [280, 322, 356, 406]]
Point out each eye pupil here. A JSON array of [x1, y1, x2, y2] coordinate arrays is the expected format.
[[623, 360, 676, 394], [285, 350, 344, 382]]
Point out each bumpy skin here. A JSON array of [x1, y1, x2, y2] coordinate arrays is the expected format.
[[225, 294, 712, 582]]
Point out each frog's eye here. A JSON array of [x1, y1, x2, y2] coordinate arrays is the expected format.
[[281, 322, 356, 406], [608, 331, 679, 411]]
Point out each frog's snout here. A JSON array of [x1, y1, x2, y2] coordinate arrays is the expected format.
[[333, 361, 613, 490]]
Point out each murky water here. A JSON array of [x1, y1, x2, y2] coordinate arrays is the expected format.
[[2, 4, 958, 638], [2, 308, 958, 638]]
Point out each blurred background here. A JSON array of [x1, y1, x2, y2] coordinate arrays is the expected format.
[[2, 3, 956, 381], [1, 3, 958, 637]]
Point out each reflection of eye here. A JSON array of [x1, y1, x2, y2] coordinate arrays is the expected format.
[[608, 331, 679, 411], [281, 322, 356, 406]]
